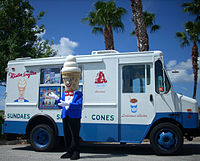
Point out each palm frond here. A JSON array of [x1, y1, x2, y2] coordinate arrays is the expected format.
[[176, 32, 190, 47], [92, 27, 103, 34], [182, 0, 200, 14], [130, 30, 136, 36], [185, 21, 200, 42], [182, 0, 200, 22], [82, 0, 126, 31], [150, 25, 160, 33]]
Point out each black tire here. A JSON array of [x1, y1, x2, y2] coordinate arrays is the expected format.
[[150, 122, 183, 155], [30, 124, 55, 152]]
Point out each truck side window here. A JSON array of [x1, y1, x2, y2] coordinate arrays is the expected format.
[[40, 68, 61, 84], [164, 72, 171, 93], [147, 65, 150, 85], [155, 60, 171, 94], [123, 65, 145, 93]]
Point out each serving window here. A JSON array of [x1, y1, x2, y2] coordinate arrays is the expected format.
[[39, 66, 83, 110], [40, 68, 61, 84]]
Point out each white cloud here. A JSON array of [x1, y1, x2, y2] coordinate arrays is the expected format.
[[166, 60, 177, 69], [35, 28, 78, 57], [166, 58, 200, 83], [51, 37, 78, 56]]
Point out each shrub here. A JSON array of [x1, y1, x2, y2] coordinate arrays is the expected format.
[[0, 110, 5, 138]]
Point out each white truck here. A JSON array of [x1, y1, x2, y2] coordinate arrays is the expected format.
[[2, 50, 200, 155]]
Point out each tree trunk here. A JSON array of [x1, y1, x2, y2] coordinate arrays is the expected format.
[[130, 0, 149, 51], [192, 41, 199, 99], [104, 25, 114, 50]]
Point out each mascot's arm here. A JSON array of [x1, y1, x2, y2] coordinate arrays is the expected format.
[[56, 92, 65, 109], [69, 96, 82, 109]]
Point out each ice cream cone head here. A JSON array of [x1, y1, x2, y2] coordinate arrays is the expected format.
[[62, 55, 81, 91], [17, 78, 27, 97]]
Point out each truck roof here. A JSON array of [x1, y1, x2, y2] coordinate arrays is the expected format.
[[8, 50, 163, 66]]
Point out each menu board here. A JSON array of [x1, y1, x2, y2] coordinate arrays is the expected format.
[[39, 86, 61, 109]]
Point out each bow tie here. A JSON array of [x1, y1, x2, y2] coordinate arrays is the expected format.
[[18, 97, 25, 100], [65, 91, 74, 96]]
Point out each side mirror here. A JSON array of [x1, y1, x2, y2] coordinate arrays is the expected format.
[[158, 87, 164, 94]]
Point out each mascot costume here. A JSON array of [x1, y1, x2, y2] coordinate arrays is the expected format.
[[49, 55, 82, 160]]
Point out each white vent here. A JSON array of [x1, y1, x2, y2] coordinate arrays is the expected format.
[[91, 50, 119, 55], [15, 57, 31, 61]]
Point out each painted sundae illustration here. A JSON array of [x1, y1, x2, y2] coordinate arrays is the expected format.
[[129, 96, 138, 113]]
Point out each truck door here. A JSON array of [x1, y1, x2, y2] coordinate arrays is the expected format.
[[120, 64, 155, 143], [154, 59, 178, 114]]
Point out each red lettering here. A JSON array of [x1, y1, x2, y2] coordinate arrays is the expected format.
[[9, 71, 36, 79]]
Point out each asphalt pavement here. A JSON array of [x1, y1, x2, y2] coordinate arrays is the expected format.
[[0, 138, 200, 161]]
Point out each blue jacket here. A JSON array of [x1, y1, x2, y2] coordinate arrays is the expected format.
[[57, 91, 83, 119]]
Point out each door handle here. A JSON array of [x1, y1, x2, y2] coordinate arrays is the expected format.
[[150, 94, 153, 102]]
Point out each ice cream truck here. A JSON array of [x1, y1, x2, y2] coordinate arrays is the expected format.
[[2, 50, 200, 155]]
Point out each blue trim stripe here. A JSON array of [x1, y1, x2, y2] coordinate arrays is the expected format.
[[120, 124, 149, 143], [3, 121, 27, 134], [3, 112, 199, 143], [182, 112, 199, 128], [80, 123, 118, 142], [153, 112, 199, 128]]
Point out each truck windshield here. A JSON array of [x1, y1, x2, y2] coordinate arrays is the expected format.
[[155, 60, 171, 94]]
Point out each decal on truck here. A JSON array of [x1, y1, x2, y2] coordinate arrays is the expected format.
[[9, 70, 36, 79], [94, 71, 107, 93], [7, 113, 30, 119], [39, 86, 61, 109], [95, 71, 107, 84], [129, 96, 138, 113], [92, 114, 114, 121], [14, 78, 29, 102]]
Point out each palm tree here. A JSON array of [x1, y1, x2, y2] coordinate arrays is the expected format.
[[182, 0, 200, 22], [130, 0, 148, 51], [82, 1, 126, 50], [131, 11, 160, 47], [176, 21, 200, 99], [176, 0, 200, 99]]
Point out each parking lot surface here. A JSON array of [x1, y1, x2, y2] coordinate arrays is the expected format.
[[0, 139, 200, 161]]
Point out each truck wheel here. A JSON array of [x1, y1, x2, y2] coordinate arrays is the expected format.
[[30, 124, 55, 152], [150, 122, 183, 155]]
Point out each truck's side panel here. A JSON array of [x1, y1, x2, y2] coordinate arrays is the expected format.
[[80, 58, 119, 141]]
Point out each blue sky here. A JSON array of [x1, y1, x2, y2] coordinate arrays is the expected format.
[[0, 0, 199, 110]]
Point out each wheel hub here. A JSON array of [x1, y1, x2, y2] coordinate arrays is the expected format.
[[158, 131, 176, 149], [33, 129, 49, 147]]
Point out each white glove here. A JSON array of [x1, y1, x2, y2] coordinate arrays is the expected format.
[[58, 100, 69, 108], [48, 92, 59, 100]]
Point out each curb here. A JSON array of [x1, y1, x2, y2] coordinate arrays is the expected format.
[[0, 139, 28, 145]]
